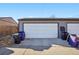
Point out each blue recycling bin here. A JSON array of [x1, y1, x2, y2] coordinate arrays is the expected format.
[[67, 36, 77, 47], [19, 31, 25, 41]]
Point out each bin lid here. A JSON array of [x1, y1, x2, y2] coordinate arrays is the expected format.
[[12, 33, 18, 35]]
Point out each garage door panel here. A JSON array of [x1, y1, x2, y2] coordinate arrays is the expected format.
[[67, 24, 79, 35], [24, 24, 58, 38]]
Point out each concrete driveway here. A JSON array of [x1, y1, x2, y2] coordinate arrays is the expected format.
[[0, 38, 79, 55]]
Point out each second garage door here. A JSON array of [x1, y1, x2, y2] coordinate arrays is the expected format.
[[67, 23, 79, 35], [24, 23, 58, 38]]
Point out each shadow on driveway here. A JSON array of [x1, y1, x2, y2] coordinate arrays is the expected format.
[[0, 47, 14, 55], [7, 38, 71, 51]]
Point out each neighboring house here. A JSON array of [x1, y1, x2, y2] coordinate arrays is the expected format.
[[18, 18, 79, 39], [0, 17, 18, 36]]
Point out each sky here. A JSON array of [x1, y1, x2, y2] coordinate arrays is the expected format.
[[0, 3, 79, 22]]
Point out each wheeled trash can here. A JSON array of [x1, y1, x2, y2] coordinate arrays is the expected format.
[[13, 33, 21, 44], [19, 31, 25, 41]]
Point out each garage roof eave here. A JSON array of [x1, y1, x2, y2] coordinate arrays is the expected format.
[[18, 18, 79, 21]]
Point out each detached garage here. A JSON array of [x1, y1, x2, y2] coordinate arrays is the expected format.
[[18, 18, 79, 39], [18, 18, 59, 39]]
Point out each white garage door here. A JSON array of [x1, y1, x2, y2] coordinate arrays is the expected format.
[[67, 23, 79, 35], [24, 23, 58, 38]]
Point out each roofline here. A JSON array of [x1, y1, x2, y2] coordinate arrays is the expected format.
[[9, 17, 18, 24], [18, 18, 79, 21], [0, 17, 18, 24]]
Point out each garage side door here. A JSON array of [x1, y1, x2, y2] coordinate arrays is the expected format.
[[24, 23, 58, 38], [67, 23, 79, 35]]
